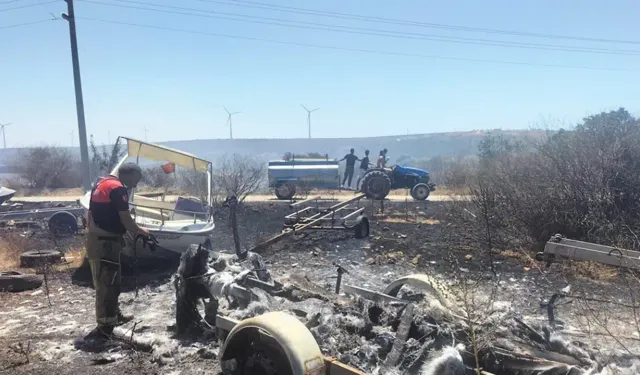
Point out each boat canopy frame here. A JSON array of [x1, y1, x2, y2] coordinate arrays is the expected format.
[[110, 137, 212, 207]]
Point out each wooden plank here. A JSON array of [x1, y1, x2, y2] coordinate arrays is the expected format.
[[544, 242, 640, 268], [383, 303, 415, 368]]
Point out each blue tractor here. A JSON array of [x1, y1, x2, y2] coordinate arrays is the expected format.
[[359, 165, 436, 200]]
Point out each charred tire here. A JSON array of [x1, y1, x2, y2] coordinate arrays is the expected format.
[[48, 211, 78, 237], [274, 182, 296, 200], [360, 170, 392, 200], [0, 271, 43, 292], [20, 250, 63, 268], [354, 216, 370, 239], [410, 183, 431, 201]]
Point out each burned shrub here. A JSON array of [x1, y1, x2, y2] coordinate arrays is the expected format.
[[13, 146, 81, 189], [466, 108, 640, 249]]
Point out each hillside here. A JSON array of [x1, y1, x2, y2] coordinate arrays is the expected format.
[[0, 129, 543, 167]]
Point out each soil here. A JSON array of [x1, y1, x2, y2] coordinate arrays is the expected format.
[[1, 199, 638, 374]]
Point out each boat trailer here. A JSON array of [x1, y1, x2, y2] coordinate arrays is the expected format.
[[247, 194, 370, 254], [0, 204, 85, 237]]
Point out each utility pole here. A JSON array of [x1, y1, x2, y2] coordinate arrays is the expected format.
[[0, 123, 12, 149], [62, 0, 91, 191], [223, 106, 240, 140], [301, 105, 319, 139]]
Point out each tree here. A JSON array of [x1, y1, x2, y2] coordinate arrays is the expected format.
[[14, 147, 81, 189], [90, 135, 126, 175], [215, 154, 265, 202]]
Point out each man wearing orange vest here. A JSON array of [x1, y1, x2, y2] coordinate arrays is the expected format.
[[86, 163, 149, 338]]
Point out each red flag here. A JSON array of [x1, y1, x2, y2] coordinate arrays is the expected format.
[[161, 162, 175, 174]]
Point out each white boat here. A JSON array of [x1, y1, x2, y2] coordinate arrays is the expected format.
[[0, 187, 16, 205], [82, 137, 215, 262]]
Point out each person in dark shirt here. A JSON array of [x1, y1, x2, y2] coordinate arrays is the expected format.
[[86, 162, 149, 338], [356, 150, 370, 189], [339, 148, 360, 188]]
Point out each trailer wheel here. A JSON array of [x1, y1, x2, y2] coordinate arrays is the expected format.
[[354, 216, 369, 239], [275, 182, 296, 200], [220, 312, 325, 375], [410, 183, 430, 201], [48, 211, 78, 237]]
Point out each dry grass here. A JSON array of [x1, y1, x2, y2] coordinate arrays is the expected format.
[[382, 216, 441, 225], [0, 235, 28, 269], [563, 260, 619, 282], [62, 245, 86, 269]]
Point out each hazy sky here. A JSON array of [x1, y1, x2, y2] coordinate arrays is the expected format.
[[1, 0, 639, 147]]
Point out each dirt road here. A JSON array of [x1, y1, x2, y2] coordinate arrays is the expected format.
[[14, 192, 467, 203]]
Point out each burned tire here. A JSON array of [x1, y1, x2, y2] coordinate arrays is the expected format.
[[274, 182, 296, 200], [410, 183, 431, 201], [354, 216, 370, 239], [48, 211, 78, 237], [0, 271, 43, 292], [360, 170, 392, 200], [20, 250, 63, 268]]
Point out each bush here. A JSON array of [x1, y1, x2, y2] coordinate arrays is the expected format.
[[470, 108, 640, 249], [13, 147, 82, 189]]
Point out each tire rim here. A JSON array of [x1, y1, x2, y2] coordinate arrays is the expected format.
[[415, 186, 429, 199], [367, 179, 385, 195]]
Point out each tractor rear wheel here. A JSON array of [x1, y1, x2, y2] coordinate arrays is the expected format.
[[360, 170, 392, 200], [410, 183, 431, 201]]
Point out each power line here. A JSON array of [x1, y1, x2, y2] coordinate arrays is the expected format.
[[0, 0, 57, 12], [0, 18, 55, 29], [194, 0, 640, 46], [77, 16, 637, 72], [0, 0, 27, 4], [81, 0, 640, 56]]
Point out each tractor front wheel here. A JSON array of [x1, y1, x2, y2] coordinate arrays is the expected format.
[[410, 183, 431, 201]]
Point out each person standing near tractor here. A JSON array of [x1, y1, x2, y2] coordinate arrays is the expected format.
[[356, 149, 371, 189], [376, 150, 386, 168], [339, 148, 360, 189], [86, 162, 149, 338]]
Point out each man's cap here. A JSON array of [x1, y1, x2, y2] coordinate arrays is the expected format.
[[118, 162, 142, 175]]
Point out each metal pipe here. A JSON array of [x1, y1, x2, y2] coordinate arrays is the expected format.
[[342, 207, 365, 221], [289, 195, 321, 209]]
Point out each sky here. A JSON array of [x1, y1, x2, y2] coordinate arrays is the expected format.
[[1, 0, 639, 147]]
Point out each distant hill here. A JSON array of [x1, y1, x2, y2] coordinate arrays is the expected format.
[[0, 130, 543, 167]]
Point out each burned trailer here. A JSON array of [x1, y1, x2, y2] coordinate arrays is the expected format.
[[268, 158, 340, 200]]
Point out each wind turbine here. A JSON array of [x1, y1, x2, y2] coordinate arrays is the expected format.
[[223, 106, 241, 140], [301, 105, 319, 139], [144, 125, 149, 142], [0, 122, 12, 149], [71, 129, 75, 147]]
